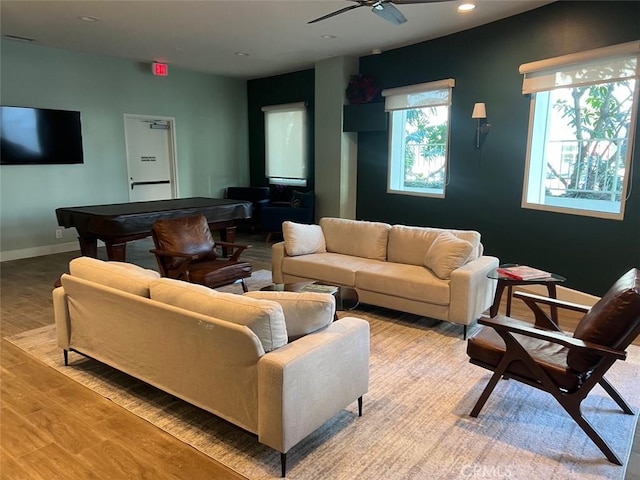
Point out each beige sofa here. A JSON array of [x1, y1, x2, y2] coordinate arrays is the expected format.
[[272, 217, 499, 337], [53, 257, 370, 477]]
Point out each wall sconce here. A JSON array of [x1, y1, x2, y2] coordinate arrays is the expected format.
[[472, 102, 490, 148]]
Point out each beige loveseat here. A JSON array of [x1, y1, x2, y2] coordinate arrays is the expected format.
[[272, 218, 499, 337], [53, 257, 370, 477]]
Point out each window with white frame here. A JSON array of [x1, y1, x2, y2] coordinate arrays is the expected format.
[[383, 79, 455, 197], [262, 102, 308, 186], [521, 41, 639, 220]]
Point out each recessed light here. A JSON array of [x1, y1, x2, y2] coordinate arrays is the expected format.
[[457, 3, 476, 12], [78, 15, 100, 22], [235, 52, 250, 56], [321, 35, 337, 39]]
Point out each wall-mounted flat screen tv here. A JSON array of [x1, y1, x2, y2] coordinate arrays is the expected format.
[[0, 106, 84, 165]]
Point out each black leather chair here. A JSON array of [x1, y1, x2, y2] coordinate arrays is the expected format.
[[467, 268, 640, 464], [262, 190, 315, 242], [150, 214, 252, 291]]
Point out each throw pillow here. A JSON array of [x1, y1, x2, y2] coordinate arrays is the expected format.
[[283, 221, 327, 256], [290, 190, 313, 209], [423, 231, 473, 280], [245, 291, 335, 341]]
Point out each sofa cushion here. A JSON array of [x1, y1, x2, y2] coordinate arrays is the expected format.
[[387, 225, 481, 266], [244, 291, 335, 341], [423, 232, 474, 280], [320, 217, 391, 261], [356, 262, 450, 305], [281, 253, 380, 287], [282, 221, 326, 256], [149, 278, 287, 352], [69, 257, 160, 297]]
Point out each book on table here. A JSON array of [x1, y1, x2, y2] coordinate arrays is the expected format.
[[301, 284, 339, 295], [496, 265, 553, 280]]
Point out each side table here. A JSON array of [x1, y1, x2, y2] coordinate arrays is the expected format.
[[487, 266, 566, 323]]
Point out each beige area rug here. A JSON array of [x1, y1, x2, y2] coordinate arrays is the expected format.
[[8, 270, 640, 480]]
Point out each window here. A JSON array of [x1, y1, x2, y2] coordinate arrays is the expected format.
[[262, 102, 308, 186], [521, 41, 639, 219], [383, 79, 455, 197]]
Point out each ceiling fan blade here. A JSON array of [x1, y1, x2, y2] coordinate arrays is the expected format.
[[308, 3, 365, 24], [372, 2, 407, 25], [391, 0, 454, 4]]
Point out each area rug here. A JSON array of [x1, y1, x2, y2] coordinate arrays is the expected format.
[[8, 270, 639, 480]]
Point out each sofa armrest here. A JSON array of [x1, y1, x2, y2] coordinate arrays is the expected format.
[[449, 255, 500, 325], [257, 317, 370, 453], [272, 241, 287, 283], [53, 285, 71, 349]]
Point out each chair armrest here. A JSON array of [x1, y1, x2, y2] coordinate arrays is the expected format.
[[478, 316, 626, 360], [149, 249, 200, 278], [215, 241, 251, 261], [512, 291, 592, 331], [258, 317, 370, 453], [513, 291, 592, 313], [449, 256, 500, 325]]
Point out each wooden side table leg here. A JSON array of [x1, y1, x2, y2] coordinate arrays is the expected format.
[[506, 285, 514, 317], [490, 281, 506, 317], [547, 283, 559, 324]]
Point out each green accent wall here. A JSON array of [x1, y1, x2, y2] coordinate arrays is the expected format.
[[356, 1, 640, 295], [0, 41, 248, 256]]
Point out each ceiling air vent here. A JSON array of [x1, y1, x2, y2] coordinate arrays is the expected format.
[[2, 34, 35, 43]]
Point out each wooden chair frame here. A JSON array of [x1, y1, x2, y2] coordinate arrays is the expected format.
[[469, 291, 639, 465]]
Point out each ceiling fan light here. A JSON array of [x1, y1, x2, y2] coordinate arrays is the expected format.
[[458, 3, 476, 12], [371, 3, 408, 25]]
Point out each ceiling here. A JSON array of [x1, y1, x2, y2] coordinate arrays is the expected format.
[[1, 0, 553, 80]]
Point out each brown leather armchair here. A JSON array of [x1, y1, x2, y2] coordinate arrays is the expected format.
[[150, 214, 252, 292], [467, 268, 640, 465]]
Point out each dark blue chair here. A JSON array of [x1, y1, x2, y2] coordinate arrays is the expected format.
[[226, 186, 271, 232], [262, 190, 315, 242]]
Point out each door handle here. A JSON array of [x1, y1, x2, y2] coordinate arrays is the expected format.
[[131, 180, 171, 190]]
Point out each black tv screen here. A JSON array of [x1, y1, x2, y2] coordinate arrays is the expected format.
[[0, 106, 84, 165]]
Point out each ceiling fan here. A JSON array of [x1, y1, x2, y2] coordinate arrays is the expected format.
[[308, 0, 454, 26]]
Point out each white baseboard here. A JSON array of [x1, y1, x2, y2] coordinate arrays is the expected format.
[[514, 284, 600, 307], [0, 242, 79, 262]]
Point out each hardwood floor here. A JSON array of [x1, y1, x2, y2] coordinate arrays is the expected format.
[[1, 230, 638, 479]]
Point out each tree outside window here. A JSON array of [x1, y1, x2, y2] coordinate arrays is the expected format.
[[521, 43, 638, 219], [384, 79, 454, 198]]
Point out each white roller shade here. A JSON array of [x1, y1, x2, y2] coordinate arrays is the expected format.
[[382, 79, 455, 111], [262, 102, 307, 182], [520, 41, 640, 94]]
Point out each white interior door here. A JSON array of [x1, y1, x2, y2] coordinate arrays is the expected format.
[[124, 115, 178, 202]]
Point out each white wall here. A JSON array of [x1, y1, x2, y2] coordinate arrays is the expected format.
[[0, 40, 248, 260]]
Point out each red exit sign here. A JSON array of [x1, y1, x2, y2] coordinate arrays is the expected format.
[[152, 62, 168, 76]]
